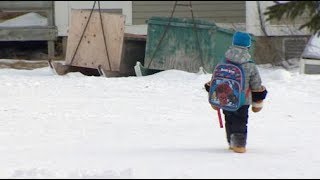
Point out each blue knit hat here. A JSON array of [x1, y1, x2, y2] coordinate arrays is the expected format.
[[232, 31, 252, 48]]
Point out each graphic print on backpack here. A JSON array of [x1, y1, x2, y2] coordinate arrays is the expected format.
[[209, 62, 246, 111]]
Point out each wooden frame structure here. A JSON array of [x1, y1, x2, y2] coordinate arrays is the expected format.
[[0, 1, 57, 59]]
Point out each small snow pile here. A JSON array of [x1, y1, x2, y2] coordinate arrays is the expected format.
[[266, 68, 292, 81], [0, 12, 48, 27], [125, 25, 148, 35]]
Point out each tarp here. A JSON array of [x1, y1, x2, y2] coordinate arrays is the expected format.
[[301, 35, 320, 59]]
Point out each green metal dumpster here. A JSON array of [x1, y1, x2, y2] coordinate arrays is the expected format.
[[143, 16, 255, 73]]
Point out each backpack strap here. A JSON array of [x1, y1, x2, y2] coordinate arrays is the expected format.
[[240, 59, 254, 65]]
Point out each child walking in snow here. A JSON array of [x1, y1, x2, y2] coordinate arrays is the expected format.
[[205, 31, 267, 153]]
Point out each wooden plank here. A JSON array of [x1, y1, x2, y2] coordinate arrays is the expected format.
[[48, 40, 55, 59], [124, 33, 146, 41], [47, 6, 54, 26], [0, 27, 57, 41], [62, 36, 68, 58], [0, 1, 53, 10], [65, 9, 126, 72]]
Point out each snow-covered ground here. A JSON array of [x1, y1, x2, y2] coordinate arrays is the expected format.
[[0, 63, 319, 178]]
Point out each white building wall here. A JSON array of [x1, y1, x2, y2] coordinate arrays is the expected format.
[[246, 1, 310, 36], [54, 1, 132, 36], [54, 1, 311, 37]]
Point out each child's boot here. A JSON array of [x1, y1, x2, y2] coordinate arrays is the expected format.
[[232, 146, 246, 153], [230, 133, 247, 153]]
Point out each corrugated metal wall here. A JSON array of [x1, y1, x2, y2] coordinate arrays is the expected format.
[[132, 1, 246, 25], [284, 38, 308, 60]]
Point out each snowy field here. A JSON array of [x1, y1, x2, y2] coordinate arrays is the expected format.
[[0, 63, 319, 179]]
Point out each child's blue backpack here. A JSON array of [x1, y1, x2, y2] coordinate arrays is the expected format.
[[208, 59, 247, 111]]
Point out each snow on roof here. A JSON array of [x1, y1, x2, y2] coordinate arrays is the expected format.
[[0, 12, 48, 27]]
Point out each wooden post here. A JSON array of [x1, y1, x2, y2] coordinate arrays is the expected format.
[[47, 1, 55, 60], [48, 40, 55, 60]]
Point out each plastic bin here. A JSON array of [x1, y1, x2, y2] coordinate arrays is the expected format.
[[144, 16, 255, 73]]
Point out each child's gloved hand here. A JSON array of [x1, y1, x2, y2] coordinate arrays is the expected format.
[[211, 104, 219, 110], [205, 81, 219, 111], [251, 85, 267, 113], [204, 81, 211, 92]]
